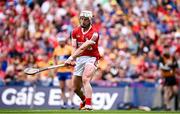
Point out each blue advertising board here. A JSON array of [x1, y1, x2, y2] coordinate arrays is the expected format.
[[0, 86, 126, 109]]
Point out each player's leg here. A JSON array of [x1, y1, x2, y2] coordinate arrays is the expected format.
[[59, 80, 68, 108], [57, 72, 68, 108], [172, 82, 178, 94], [164, 77, 178, 110], [163, 86, 171, 110], [172, 85, 179, 110], [169, 77, 178, 99], [72, 57, 86, 103], [72, 76, 87, 109], [81, 62, 97, 110], [172, 85, 178, 95], [72, 76, 85, 100], [65, 73, 75, 108]]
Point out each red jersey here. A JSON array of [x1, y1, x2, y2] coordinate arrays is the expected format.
[[72, 26, 100, 59]]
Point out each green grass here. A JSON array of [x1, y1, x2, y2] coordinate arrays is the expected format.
[[0, 109, 180, 114]]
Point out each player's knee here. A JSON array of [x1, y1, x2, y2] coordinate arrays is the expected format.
[[82, 77, 90, 84], [72, 84, 80, 93]]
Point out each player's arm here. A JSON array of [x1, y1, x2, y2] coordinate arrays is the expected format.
[[71, 38, 77, 54], [70, 40, 95, 58], [65, 32, 98, 64], [52, 48, 59, 65], [71, 32, 97, 59]]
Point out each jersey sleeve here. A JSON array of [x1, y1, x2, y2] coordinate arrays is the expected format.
[[71, 30, 76, 39], [71, 29, 78, 49]]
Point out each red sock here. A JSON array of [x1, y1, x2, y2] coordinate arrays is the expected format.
[[85, 98, 91, 105]]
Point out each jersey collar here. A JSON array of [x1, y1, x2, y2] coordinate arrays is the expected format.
[[81, 25, 92, 35]]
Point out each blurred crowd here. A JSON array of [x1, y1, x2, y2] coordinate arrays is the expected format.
[[0, 0, 180, 87]]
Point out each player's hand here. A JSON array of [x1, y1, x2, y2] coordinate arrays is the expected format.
[[65, 56, 75, 66], [64, 59, 72, 66]]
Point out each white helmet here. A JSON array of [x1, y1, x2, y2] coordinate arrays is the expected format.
[[80, 10, 93, 19]]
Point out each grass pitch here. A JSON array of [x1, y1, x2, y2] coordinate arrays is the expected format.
[[0, 109, 180, 114]]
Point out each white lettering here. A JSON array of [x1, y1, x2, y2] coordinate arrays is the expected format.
[[1, 87, 46, 106], [48, 89, 61, 105], [34, 92, 45, 105], [92, 93, 118, 110], [16, 91, 27, 105], [103, 93, 118, 110], [27, 87, 34, 105], [1, 87, 118, 109], [93, 93, 105, 110], [2, 88, 16, 105]]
